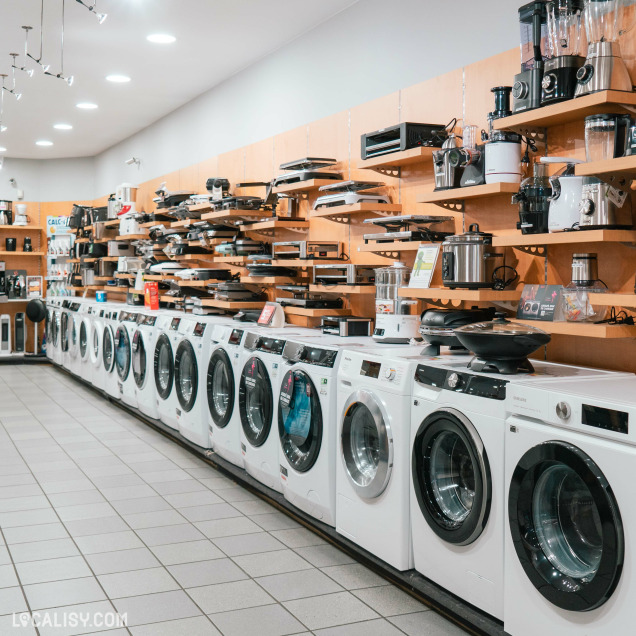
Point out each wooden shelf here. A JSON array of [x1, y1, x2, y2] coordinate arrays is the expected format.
[[0, 225, 43, 231], [358, 240, 424, 256], [242, 219, 309, 234], [160, 295, 185, 304], [588, 293, 636, 308], [309, 285, 375, 295], [282, 307, 352, 317], [271, 259, 349, 267], [144, 274, 176, 281], [176, 280, 209, 287], [115, 234, 149, 241], [214, 255, 250, 265], [575, 155, 636, 180], [273, 179, 340, 194], [0, 251, 45, 256], [170, 219, 193, 228], [201, 209, 273, 223], [494, 90, 636, 132], [492, 229, 636, 247], [94, 276, 115, 283], [512, 319, 636, 339], [241, 276, 301, 285], [173, 255, 216, 263], [200, 299, 266, 310], [399, 287, 522, 302], [417, 182, 518, 205], [101, 257, 120, 262], [356, 147, 436, 172], [309, 203, 402, 223]]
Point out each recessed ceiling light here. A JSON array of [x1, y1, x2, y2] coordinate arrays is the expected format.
[[106, 74, 131, 83], [147, 34, 176, 44], [54, 123, 73, 130], [0, 147, 6, 153], [76, 102, 98, 110], [36, 140, 53, 147], [0, 126, 6, 132]]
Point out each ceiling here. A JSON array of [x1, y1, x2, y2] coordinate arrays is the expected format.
[[0, 0, 359, 159]]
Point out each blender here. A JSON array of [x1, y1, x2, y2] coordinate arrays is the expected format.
[[542, 0, 585, 104], [575, 0, 636, 96], [373, 262, 421, 344], [513, 1, 550, 113]]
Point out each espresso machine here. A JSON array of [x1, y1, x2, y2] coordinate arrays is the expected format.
[[575, 0, 636, 96], [542, 0, 585, 104], [513, 1, 550, 113]]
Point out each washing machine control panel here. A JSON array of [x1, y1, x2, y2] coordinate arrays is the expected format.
[[415, 364, 507, 400], [357, 360, 406, 387]]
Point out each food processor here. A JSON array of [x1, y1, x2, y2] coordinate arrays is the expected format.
[[513, 1, 550, 113], [539, 156, 584, 231], [513, 160, 553, 234], [542, 0, 585, 104], [433, 134, 462, 190], [373, 262, 421, 343], [579, 176, 632, 228], [575, 0, 636, 96]]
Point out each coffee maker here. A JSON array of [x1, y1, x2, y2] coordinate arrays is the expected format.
[[433, 134, 462, 190], [0, 200, 12, 225], [542, 0, 585, 104], [513, 1, 550, 113], [575, 0, 636, 96]]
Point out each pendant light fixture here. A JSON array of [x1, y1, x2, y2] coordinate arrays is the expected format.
[[44, 0, 74, 87], [75, 0, 107, 24], [0, 75, 6, 133], [25, 2, 50, 73], [11, 52, 34, 79], [4, 66, 22, 101]]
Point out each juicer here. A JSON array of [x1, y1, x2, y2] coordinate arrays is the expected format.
[[575, 0, 636, 96]]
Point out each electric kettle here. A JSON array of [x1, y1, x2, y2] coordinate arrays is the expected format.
[[540, 157, 584, 232]]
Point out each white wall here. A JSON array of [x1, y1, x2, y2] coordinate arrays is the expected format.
[[31, 0, 519, 201]]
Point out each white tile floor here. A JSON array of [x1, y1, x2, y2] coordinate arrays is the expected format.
[[0, 365, 469, 636]]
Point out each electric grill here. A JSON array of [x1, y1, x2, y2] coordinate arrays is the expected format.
[[313, 180, 391, 209], [272, 241, 341, 260], [363, 214, 455, 243], [273, 158, 342, 187]]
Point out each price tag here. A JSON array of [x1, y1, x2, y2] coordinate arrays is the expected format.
[[607, 186, 628, 208]]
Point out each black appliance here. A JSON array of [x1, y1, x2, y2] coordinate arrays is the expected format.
[[206, 178, 230, 200], [362, 215, 454, 243], [273, 158, 342, 187], [5, 238, 16, 252], [360, 122, 449, 159], [320, 316, 373, 336], [275, 285, 344, 309], [512, 1, 549, 113], [513, 161, 553, 234], [23, 237, 32, 252], [449, 143, 486, 187], [0, 200, 12, 225], [488, 86, 513, 123], [14, 312, 25, 353]]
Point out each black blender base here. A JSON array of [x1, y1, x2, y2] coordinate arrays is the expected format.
[[468, 356, 535, 375]]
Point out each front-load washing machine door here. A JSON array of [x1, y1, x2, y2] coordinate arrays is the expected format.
[[46, 310, 52, 347], [70, 317, 79, 358], [102, 325, 115, 373], [79, 319, 89, 361], [61, 312, 70, 352], [509, 440, 623, 612], [115, 325, 131, 381], [132, 330, 147, 389], [175, 340, 198, 412], [278, 369, 322, 473], [207, 348, 234, 428], [239, 356, 273, 447], [412, 408, 490, 546], [91, 322, 101, 366], [154, 333, 174, 400], [52, 311, 60, 349], [341, 389, 393, 499]]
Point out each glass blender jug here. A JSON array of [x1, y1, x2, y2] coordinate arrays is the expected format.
[[575, 0, 636, 96], [542, 0, 585, 104]]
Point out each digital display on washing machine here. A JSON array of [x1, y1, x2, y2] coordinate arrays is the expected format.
[[170, 318, 181, 331], [146, 317, 156, 326], [360, 360, 381, 379], [258, 338, 284, 355], [229, 329, 244, 345], [582, 404, 628, 435], [194, 323, 206, 337]]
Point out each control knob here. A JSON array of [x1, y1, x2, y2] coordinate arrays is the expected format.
[[576, 64, 594, 84], [447, 372, 462, 389], [580, 198, 595, 216], [384, 368, 396, 381], [512, 81, 528, 100], [541, 73, 557, 93], [556, 402, 571, 421]]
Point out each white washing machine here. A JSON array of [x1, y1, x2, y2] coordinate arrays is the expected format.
[[335, 345, 423, 571], [114, 308, 140, 408], [154, 311, 183, 431], [102, 303, 125, 399], [504, 376, 636, 636], [72, 301, 91, 377], [207, 323, 250, 467], [131, 310, 162, 420], [47, 298, 63, 366], [410, 354, 632, 621], [45, 297, 57, 363], [89, 304, 107, 392], [59, 299, 75, 370], [238, 326, 314, 492], [277, 334, 372, 527]]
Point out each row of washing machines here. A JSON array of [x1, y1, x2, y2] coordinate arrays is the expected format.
[[44, 296, 636, 636]]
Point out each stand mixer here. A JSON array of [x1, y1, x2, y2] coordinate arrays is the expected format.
[[575, 0, 636, 96], [115, 183, 142, 235]]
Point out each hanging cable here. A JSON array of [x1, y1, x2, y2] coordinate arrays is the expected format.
[[45, 0, 74, 86], [26, 0, 50, 72]]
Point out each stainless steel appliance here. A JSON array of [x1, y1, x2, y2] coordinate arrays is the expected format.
[[579, 176, 632, 229], [448, 124, 486, 187], [542, 0, 585, 104], [360, 122, 448, 159], [273, 158, 342, 187], [363, 214, 454, 243], [107, 241, 136, 257], [575, 0, 636, 97], [433, 134, 462, 190], [542, 157, 585, 232], [513, 1, 549, 113], [320, 316, 373, 336], [313, 181, 390, 209], [272, 241, 340, 260], [441, 225, 504, 289], [312, 264, 375, 286], [584, 113, 631, 161], [0, 201, 12, 225]]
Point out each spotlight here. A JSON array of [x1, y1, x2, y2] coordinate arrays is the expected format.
[[125, 157, 141, 167], [75, 1, 107, 24]]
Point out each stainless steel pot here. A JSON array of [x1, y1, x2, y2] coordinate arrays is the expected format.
[[96, 260, 116, 278], [441, 224, 503, 289], [579, 177, 632, 229], [80, 265, 95, 286]]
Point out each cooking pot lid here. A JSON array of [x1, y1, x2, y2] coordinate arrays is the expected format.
[[420, 307, 496, 328], [445, 223, 492, 242], [454, 313, 549, 336]]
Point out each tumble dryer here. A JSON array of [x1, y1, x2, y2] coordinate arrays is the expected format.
[[504, 377, 636, 636], [410, 355, 632, 621], [277, 334, 371, 526], [335, 345, 422, 570], [131, 311, 161, 420], [154, 311, 182, 431], [238, 327, 313, 492], [114, 309, 140, 408], [207, 323, 249, 467]]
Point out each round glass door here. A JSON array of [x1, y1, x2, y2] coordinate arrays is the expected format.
[[509, 441, 623, 612], [278, 369, 322, 473], [154, 333, 173, 400], [132, 330, 146, 389], [61, 312, 69, 352], [412, 408, 491, 546], [175, 340, 198, 412], [239, 356, 273, 447], [207, 349, 234, 428], [70, 318, 78, 357], [52, 312, 59, 348], [91, 323, 101, 365], [102, 325, 115, 373], [341, 390, 393, 499], [115, 325, 131, 381], [79, 320, 89, 360]]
